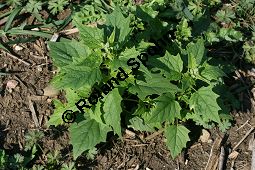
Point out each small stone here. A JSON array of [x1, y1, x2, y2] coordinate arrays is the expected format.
[[6, 80, 18, 92], [47, 98, 52, 103], [13, 45, 23, 51], [199, 129, 210, 143], [43, 85, 60, 97], [37, 67, 43, 72]]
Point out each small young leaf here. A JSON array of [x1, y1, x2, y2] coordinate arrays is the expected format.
[[165, 125, 190, 158]]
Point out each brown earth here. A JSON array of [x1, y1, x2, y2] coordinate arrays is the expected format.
[[1, 35, 255, 169], [0, 7, 255, 170]]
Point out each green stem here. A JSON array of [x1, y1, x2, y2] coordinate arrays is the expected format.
[[123, 98, 139, 102]]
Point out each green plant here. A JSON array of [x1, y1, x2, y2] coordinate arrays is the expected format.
[[47, 4, 237, 160], [0, 130, 76, 169], [6, 0, 23, 7], [0, 130, 44, 170], [24, 0, 43, 14], [48, 0, 69, 15]]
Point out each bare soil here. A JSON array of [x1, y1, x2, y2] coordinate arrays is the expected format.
[[0, 8, 255, 170]]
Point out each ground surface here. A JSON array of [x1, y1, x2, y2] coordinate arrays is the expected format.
[[0, 38, 254, 170], [0, 7, 255, 170]]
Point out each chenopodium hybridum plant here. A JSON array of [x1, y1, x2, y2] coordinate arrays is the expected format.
[[47, 6, 235, 159]]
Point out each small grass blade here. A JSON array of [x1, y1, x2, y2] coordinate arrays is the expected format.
[[6, 29, 53, 39], [6, 37, 38, 45], [57, 12, 73, 31], [4, 7, 22, 32], [0, 43, 10, 52]]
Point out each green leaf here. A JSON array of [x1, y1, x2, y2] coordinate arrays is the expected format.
[[186, 39, 205, 68], [165, 125, 190, 158], [219, 28, 243, 42], [128, 117, 156, 132], [106, 6, 131, 46], [69, 119, 111, 159], [149, 52, 183, 80], [48, 0, 69, 15], [0, 43, 9, 52], [129, 74, 180, 100], [6, 29, 53, 39], [47, 89, 80, 126], [74, 19, 104, 49], [200, 64, 226, 81], [103, 88, 122, 137], [175, 18, 192, 41], [148, 93, 181, 123], [52, 65, 102, 89], [189, 86, 221, 123], [4, 7, 22, 32], [48, 41, 90, 67], [186, 112, 214, 128], [88, 102, 104, 124], [181, 73, 195, 91], [51, 52, 102, 89], [110, 47, 140, 70]]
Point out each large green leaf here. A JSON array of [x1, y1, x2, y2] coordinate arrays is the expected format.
[[70, 119, 111, 159], [129, 74, 180, 100], [51, 52, 102, 89], [189, 86, 221, 123], [48, 41, 90, 67], [148, 93, 181, 123], [103, 88, 122, 137], [164, 125, 190, 158], [52, 65, 102, 89], [74, 19, 104, 49]]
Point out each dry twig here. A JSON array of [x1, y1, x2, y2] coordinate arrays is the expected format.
[[205, 136, 222, 170], [28, 97, 40, 128], [2, 51, 31, 66], [145, 129, 164, 141], [251, 134, 255, 170], [232, 127, 254, 151], [236, 120, 249, 131]]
